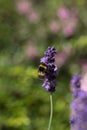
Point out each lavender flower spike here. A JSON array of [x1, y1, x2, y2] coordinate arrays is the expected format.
[[40, 46, 58, 93], [70, 74, 87, 130], [70, 74, 82, 98]]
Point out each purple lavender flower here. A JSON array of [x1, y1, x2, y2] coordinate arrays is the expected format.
[[39, 47, 58, 93], [70, 90, 87, 130], [71, 75, 81, 88], [70, 74, 87, 130], [70, 75, 82, 98]]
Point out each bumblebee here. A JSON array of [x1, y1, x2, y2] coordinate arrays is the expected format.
[[38, 63, 47, 79]]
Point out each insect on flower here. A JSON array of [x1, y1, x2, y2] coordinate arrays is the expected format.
[[38, 63, 47, 79], [38, 46, 58, 92]]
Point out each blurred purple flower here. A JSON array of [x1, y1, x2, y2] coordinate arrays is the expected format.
[[55, 45, 72, 67], [70, 75, 82, 98], [27, 11, 40, 24], [81, 73, 87, 92], [40, 47, 58, 93], [57, 7, 79, 37], [70, 74, 87, 130], [25, 44, 38, 59], [49, 20, 60, 34], [71, 75, 81, 88], [63, 24, 75, 37], [70, 90, 87, 130], [16, 0, 31, 15], [82, 62, 87, 73], [63, 17, 78, 37], [57, 7, 70, 20]]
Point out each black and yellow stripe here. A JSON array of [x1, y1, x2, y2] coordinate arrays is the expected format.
[[38, 63, 47, 79], [39, 64, 47, 70]]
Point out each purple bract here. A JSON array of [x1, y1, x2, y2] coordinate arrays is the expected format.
[[70, 90, 87, 130], [40, 46, 58, 93], [70, 75, 82, 98]]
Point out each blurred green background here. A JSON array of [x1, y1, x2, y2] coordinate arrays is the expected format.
[[0, 0, 87, 130]]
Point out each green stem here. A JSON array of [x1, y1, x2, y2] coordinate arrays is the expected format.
[[48, 94, 53, 130]]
